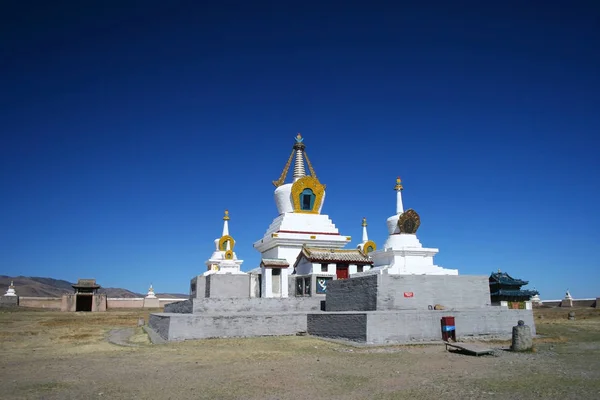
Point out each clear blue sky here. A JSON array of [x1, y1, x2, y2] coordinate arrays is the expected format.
[[1, 1, 598, 299]]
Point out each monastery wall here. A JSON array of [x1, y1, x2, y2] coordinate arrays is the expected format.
[[107, 298, 145, 308], [13, 296, 185, 310], [19, 296, 62, 309], [539, 299, 597, 308]]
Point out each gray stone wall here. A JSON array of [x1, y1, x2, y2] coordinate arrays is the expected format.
[[325, 274, 378, 311], [190, 274, 250, 299], [324, 273, 491, 312], [150, 312, 308, 341], [0, 296, 18, 307], [164, 299, 193, 313], [307, 313, 367, 341], [192, 297, 322, 314], [149, 314, 171, 340], [377, 274, 491, 310], [207, 274, 249, 298], [308, 308, 536, 344]]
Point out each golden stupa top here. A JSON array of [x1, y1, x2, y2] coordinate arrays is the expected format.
[[394, 176, 403, 191], [272, 133, 319, 187], [362, 217, 367, 227], [223, 209, 230, 221]]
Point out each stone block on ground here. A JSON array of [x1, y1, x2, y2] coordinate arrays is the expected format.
[[512, 320, 533, 351]]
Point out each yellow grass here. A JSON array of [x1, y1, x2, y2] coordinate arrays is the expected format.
[[0, 306, 598, 399]]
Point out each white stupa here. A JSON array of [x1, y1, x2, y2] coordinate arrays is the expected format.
[[530, 289, 541, 304], [4, 281, 17, 296], [253, 134, 351, 267], [146, 284, 157, 299], [357, 217, 377, 255], [369, 177, 458, 275], [204, 209, 245, 275]]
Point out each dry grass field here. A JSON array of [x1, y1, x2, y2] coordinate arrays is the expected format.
[[1, 306, 599, 400]]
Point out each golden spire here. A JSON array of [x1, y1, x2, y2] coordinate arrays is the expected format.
[[362, 217, 367, 227], [223, 209, 230, 221], [273, 133, 322, 187], [394, 176, 403, 191], [272, 150, 295, 187]]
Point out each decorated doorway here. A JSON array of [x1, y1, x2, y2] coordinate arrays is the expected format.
[[336, 264, 349, 280]]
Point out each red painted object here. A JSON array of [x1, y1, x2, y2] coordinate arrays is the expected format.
[[336, 265, 349, 280], [441, 316, 456, 341]]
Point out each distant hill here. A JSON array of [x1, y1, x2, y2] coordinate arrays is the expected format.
[[0, 276, 187, 298]]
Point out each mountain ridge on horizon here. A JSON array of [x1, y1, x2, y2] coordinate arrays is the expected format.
[[0, 275, 187, 298]]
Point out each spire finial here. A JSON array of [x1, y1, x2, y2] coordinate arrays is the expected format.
[[361, 217, 369, 243], [394, 176, 403, 191], [223, 209, 230, 221], [292, 134, 306, 181]]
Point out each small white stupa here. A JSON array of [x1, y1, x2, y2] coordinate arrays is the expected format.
[[357, 217, 377, 255], [4, 281, 17, 297], [565, 289, 573, 300], [146, 284, 157, 299], [530, 288, 541, 304], [204, 209, 245, 275], [369, 177, 458, 275]]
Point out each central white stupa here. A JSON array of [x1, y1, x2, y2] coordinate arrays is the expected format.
[[253, 134, 351, 268], [369, 177, 458, 275]]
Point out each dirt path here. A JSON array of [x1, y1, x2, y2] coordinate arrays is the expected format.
[[106, 328, 137, 347]]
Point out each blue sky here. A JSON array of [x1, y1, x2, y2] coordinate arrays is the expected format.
[[1, 1, 598, 299]]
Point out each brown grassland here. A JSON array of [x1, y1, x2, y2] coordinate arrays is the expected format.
[[0, 306, 599, 399]]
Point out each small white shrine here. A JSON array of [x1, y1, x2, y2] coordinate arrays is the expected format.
[[356, 217, 377, 255], [530, 290, 541, 304], [204, 210, 245, 275], [259, 258, 290, 298], [294, 247, 373, 277], [369, 177, 458, 275], [4, 281, 17, 296], [561, 289, 574, 307], [145, 284, 157, 299], [143, 283, 160, 308]]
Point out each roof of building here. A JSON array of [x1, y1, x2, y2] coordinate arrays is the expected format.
[[260, 258, 290, 268], [72, 279, 101, 289], [297, 246, 374, 264], [490, 289, 539, 298], [489, 271, 529, 286]]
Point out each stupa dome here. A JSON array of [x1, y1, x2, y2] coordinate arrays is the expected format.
[[271, 134, 325, 215]]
